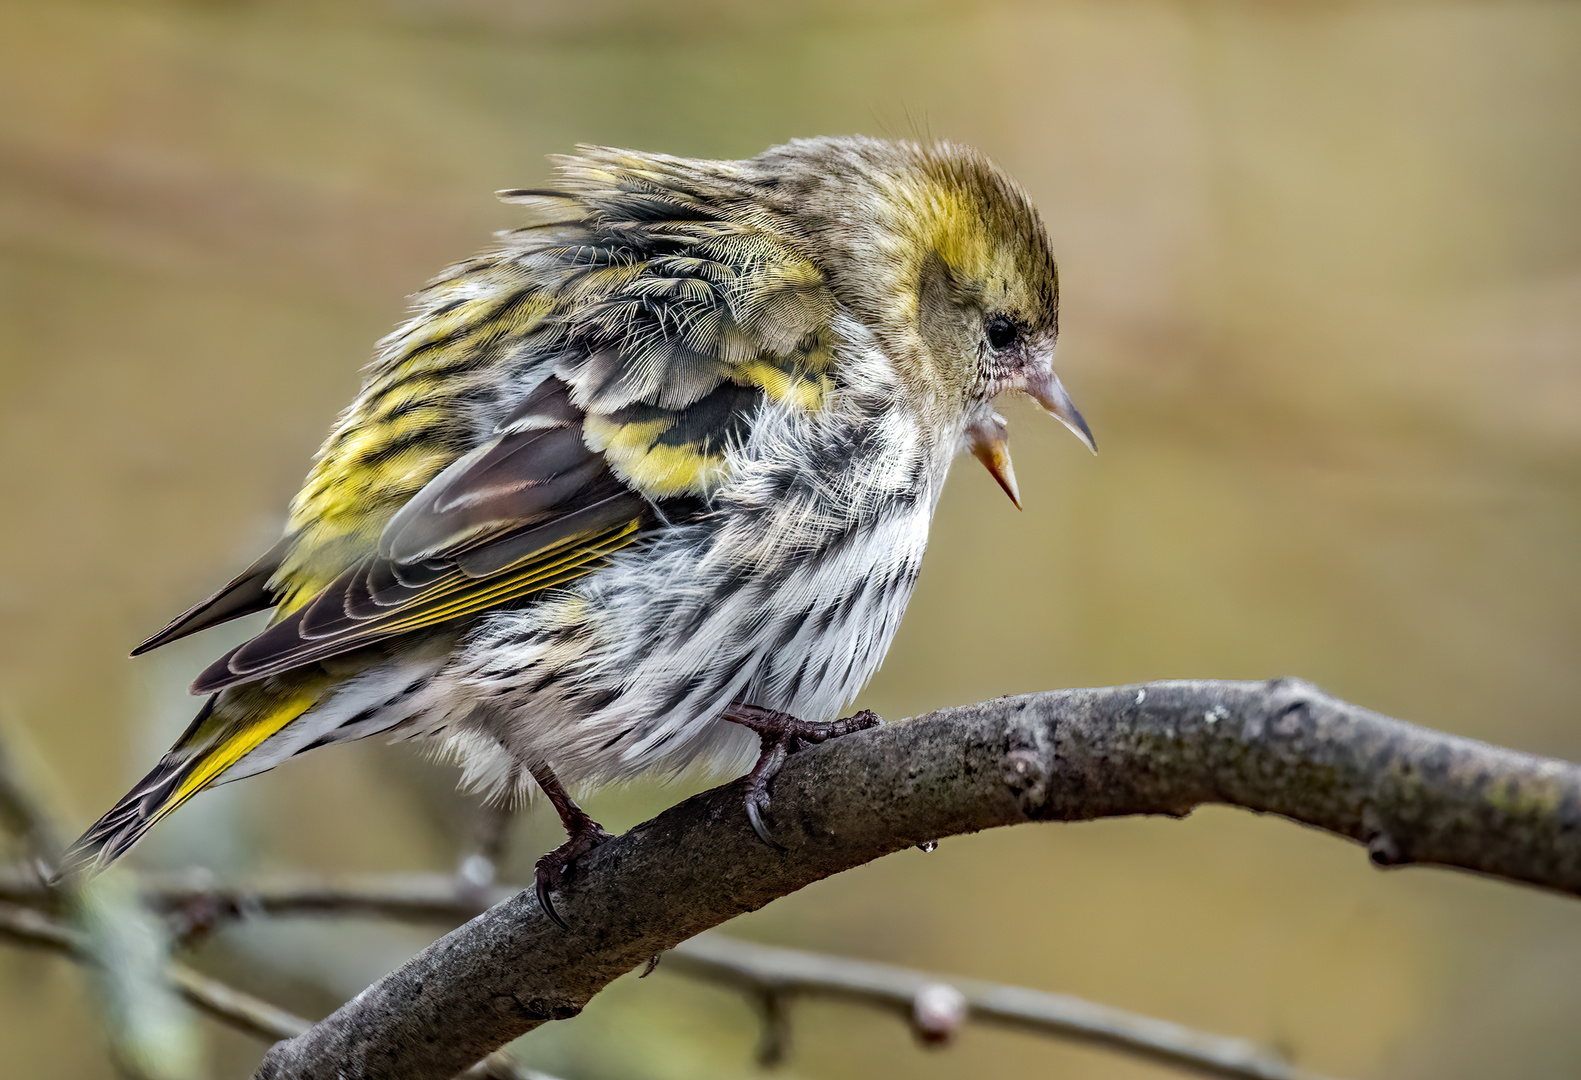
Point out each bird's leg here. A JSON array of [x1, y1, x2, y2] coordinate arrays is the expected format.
[[722, 703, 882, 847], [530, 761, 613, 930]]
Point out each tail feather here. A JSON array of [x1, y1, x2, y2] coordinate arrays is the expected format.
[[59, 752, 202, 876], [61, 687, 321, 878]]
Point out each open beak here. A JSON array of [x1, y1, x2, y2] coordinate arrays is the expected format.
[[1025, 369, 1097, 454], [968, 369, 1096, 508], [968, 412, 1021, 508]]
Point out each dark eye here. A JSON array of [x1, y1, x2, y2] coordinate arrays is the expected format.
[[985, 314, 1019, 351]]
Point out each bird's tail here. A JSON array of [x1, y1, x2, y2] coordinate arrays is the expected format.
[[60, 683, 324, 878]]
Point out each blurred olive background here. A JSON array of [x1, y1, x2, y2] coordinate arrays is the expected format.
[[3, 0, 1580, 1077]]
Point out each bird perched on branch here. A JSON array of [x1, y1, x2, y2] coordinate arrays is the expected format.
[[66, 136, 1094, 923]]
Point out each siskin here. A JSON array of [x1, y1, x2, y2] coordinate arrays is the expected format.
[[67, 136, 1095, 923]]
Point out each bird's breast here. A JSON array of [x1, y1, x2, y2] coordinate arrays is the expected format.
[[596, 400, 941, 741], [454, 389, 950, 784]]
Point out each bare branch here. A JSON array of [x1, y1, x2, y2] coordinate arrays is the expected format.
[[164, 963, 312, 1043], [0, 870, 505, 943], [0, 897, 74, 951], [0, 900, 310, 1041], [156, 872, 500, 928], [662, 933, 1330, 1080], [0, 900, 551, 1079], [458, 1053, 560, 1080], [0, 869, 481, 919], [0, 723, 203, 1079], [254, 679, 1581, 1080], [0, 868, 1350, 1078]]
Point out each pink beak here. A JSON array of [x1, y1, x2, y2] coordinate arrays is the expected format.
[[967, 369, 1096, 508], [968, 412, 1022, 508], [1024, 368, 1097, 454]]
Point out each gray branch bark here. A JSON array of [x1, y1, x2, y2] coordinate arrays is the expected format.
[[255, 678, 1581, 1080], [663, 932, 1334, 1080]]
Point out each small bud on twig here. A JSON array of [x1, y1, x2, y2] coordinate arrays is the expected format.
[[911, 981, 967, 1046]]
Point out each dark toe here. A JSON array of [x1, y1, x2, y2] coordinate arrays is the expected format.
[[838, 709, 881, 735]]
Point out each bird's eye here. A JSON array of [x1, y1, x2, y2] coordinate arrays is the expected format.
[[985, 314, 1019, 351]]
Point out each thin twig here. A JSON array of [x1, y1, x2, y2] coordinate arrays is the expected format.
[[0, 900, 310, 1040], [458, 1053, 560, 1080], [0, 867, 1338, 1079], [0, 870, 503, 928], [0, 900, 548, 1079], [0, 898, 75, 951], [664, 934, 1329, 1080], [0, 723, 205, 1079], [147, 871, 501, 925]]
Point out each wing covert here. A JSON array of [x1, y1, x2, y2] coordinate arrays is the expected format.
[[191, 378, 647, 693]]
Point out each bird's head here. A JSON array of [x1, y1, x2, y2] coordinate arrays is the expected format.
[[755, 137, 1095, 506]]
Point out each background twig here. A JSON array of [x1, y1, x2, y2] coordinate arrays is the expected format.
[[664, 934, 1329, 1080], [0, 902, 549, 1080], [0, 900, 310, 1041], [0, 722, 204, 1080], [0, 866, 1348, 1080]]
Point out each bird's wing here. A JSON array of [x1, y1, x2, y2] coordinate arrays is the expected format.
[[189, 376, 650, 692], [131, 540, 290, 656], [154, 149, 837, 694]]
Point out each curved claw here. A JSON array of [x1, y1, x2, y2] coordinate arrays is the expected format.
[[726, 705, 883, 852], [746, 792, 785, 850], [535, 869, 571, 931]]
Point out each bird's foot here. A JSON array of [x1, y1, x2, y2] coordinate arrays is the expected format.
[[723, 703, 882, 847], [533, 813, 613, 931]]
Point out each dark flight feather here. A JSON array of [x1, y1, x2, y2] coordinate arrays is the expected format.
[[130, 542, 287, 656]]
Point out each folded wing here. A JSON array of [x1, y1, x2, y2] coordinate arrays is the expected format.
[[189, 377, 648, 693], [136, 145, 841, 694]]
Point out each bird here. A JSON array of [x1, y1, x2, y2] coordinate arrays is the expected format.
[[63, 136, 1095, 924]]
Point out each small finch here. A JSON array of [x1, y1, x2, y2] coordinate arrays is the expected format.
[[67, 136, 1094, 922]]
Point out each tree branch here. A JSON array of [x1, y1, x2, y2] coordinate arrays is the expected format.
[[0, 900, 311, 1042], [0, 868, 1347, 1078], [662, 933, 1332, 1080], [0, 901, 549, 1080], [0, 870, 501, 927], [253, 678, 1581, 1080]]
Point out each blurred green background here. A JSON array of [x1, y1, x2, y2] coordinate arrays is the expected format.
[[2, 0, 1580, 1077]]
